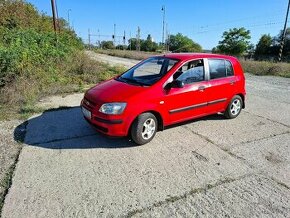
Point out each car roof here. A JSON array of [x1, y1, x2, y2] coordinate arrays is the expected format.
[[161, 53, 237, 62]]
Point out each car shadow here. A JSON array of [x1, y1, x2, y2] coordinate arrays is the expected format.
[[14, 106, 226, 150], [14, 106, 136, 149], [165, 113, 226, 130]]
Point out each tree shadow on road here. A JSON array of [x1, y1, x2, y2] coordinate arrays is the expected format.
[[14, 106, 136, 149]]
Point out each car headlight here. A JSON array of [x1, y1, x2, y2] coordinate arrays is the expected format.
[[99, 102, 127, 115]]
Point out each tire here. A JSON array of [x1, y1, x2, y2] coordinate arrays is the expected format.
[[131, 113, 158, 145], [224, 95, 243, 119]]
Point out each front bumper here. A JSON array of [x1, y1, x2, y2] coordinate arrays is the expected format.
[[81, 101, 129, 137]]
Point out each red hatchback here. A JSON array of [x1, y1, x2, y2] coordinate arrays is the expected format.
[[81, 53, 246, 145]]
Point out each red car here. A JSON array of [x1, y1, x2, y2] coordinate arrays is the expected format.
[[81, 53, 246, 145]]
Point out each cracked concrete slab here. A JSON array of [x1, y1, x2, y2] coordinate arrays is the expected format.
[[183, 112, 289, 150], [2, 124, 251, 218], [2, 54, 290, 217], [130, 175, 290, 217], [245, 95, 290, 127], [230, 133, 290, 187], [245, 74, 290, 127]]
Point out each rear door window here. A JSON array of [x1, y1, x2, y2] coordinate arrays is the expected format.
[[208, 59, 226, 79], [208, 59, 235, 79]]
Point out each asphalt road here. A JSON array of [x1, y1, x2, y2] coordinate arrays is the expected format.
[[2, 53, 290, 217]]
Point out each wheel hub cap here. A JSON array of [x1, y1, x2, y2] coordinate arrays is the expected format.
[[230, 99, 241, 115], [142, 118, 156, 140]]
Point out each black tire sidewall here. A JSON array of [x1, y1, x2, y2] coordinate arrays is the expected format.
[[225, 95, 242, 119], [131, 113, 157, 145]]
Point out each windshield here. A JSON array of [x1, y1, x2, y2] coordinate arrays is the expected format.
[[116, 57, 179, 86]]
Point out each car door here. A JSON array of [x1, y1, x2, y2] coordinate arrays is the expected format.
[[205, 58, 236, 113], [163, 59, 209, 124]]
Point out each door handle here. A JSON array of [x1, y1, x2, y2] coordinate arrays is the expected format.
[[230, 80, 236, 85], [198, 86, 206, 91]]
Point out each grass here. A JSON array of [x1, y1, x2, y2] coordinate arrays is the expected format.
[[240, 59, 290, 78], [0, 148, 22, 214], [0, 51, 126, 121]]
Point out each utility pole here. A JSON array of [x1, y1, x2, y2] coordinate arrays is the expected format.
[[50, 0, 57, 34], [167, 32, 170, 51], [136, 26, 141, 51], [161, 5, 166, 51], [67, 9, 71, 29], [113, 24, 116, 46], [123, 30, 126, 49], [98, 29, 100, 48], [129, 31, 132, 51], [165, 23, 168, 52], [88, 28, 91, 50], [55, 0, 60, 33], [279, 0, 290, 61]]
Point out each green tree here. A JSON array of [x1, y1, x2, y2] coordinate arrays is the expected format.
[[214, 27, 251, 56], [167, 33, 202, 52], [255, 34, 272, 57], [127, 38, 137, 50], [141, 35, 158, 52], [116, 44, 127, 50], [101, 41, 114, 49], [127, 38, 144, 51]]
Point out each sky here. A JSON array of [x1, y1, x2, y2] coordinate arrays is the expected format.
[[27, 0, 289, 50]]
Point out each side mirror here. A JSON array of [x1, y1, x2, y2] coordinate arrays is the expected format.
[[165, 80, 184, 89]]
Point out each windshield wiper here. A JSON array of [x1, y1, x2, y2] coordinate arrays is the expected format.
[[117, 77, 149, 86]]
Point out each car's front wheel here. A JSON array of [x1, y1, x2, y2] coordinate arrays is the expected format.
[[131, 113, 157, 145], [224, 95, 243, 119]]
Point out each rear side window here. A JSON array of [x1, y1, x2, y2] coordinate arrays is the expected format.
[[208, 59, 234, 79], [225, 60, 234, 76]]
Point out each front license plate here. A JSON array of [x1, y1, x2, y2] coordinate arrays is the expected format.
[[82, 107, 91, 119]]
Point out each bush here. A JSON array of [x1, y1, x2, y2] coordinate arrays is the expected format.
[[0, 28, 83, 87], [0, 1, 126, 119], [240, 59, 290, 78]]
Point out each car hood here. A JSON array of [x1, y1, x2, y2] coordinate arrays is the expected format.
[[85, 79, 146, 103]]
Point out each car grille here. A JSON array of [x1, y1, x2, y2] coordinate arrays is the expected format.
[[83, 97, 96, 110]]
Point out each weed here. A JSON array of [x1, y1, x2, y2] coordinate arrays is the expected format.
[[240, 59, 290, 78]]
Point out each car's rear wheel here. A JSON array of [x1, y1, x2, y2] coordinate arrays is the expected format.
[[131, 113, 157, 145], [224, 95, 243, 119]]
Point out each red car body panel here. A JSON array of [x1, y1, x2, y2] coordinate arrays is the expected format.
[[81, 53, 246, 137]]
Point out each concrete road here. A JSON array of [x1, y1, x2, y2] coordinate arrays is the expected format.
[[2, 53, 290, 217]]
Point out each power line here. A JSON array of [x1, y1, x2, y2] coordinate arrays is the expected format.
[[198, 11, 285, 30], [194, 20, 289, 34]]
